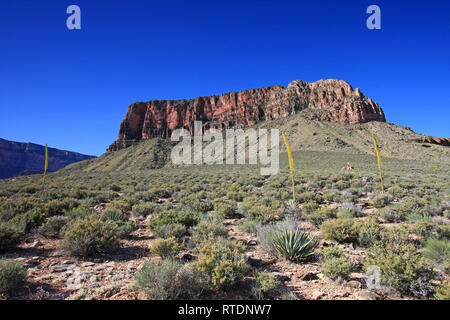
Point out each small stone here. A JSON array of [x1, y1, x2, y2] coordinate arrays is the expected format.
[[271, 272, 290, 282], [51, 264, 69, 272], [31, 240, 41, 248], [247, 240, 258, 246], [348, 280, 362, 289], [311, 290, 325, 300], [82, 262, 95, 267], [355, 289, 378, 300], [299, 272, 319, 281]]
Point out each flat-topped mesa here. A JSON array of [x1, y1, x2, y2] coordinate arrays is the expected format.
[[107, 79, 386, 152]]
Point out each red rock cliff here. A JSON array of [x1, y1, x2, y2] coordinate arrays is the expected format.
[[107, 79, 386, 152]]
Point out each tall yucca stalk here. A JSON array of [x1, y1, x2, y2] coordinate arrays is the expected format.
[[43, 144, 48, 184], [371, 133, 384, 192], [281, 131, 295, 202]]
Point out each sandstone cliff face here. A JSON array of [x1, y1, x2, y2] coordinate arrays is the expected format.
[[0, 138, 95, 179], [108, 79, 386, 152]]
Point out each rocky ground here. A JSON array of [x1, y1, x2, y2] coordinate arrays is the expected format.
[[1, 201, 410, 300]]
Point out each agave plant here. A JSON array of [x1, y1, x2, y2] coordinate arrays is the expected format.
[[272, 229, 318, 262]]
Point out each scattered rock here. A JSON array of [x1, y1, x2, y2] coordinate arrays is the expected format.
[[271, 272, 290, 282], [299, 272, 319, 281], [311, 290, 326, 300], [355, 289, 378, 300], [348, 280, 363, 289]]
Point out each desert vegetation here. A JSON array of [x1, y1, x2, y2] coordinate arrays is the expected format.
[[0, 146, 448, 300]]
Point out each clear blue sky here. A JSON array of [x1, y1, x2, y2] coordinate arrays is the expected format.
[[1, 0, 449, 156]]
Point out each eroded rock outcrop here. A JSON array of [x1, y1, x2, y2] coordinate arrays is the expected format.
[[108, 79, 386, 152]]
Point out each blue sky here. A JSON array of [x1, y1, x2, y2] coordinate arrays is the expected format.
[[0, 0, 449, 156]]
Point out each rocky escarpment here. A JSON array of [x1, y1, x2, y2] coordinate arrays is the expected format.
[[0, 138, 95, 179], [108, 79, 386, 152]]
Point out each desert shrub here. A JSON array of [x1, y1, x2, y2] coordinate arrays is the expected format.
[[252, 271, 279, 300], [149, 210, 200, 230], [272, 229, 318, 262], [108, 200, 132, 213], [191, 218, 228, 245], [320, 246, 353, 280], [61, 216, 119, 257], [321, 219, 357, 243], [373, 193, 393, 208], [302, 201, 320, 214], [214, 202, 237, 219], [136, 260, 206, 299], [0, 224, 23, 252], [65, 206, 92, 220], [194, 238, 248, 290], [408, 219, 436, 240], [379, 206, 405, 222], [151, 223, 188, 240], [185, 199, 214, 213], [424, 238, 449, 266], [227, 191, 244, 202], [308, 207, 337, 227], [355, 218, 383, 247], [364, 235, 432, 296], [101, 209, 135, 238], [151, 237, 181, 259], [10, 209, 47, 233], [322, 190, 340, 203], [434, 280, 450, 300], [338, 202, 363, 218], [39, 216, 68, 238], [237, 220, 260, 235], [43, 200, 66, 216], [337, 209, 355, 219], [132, 202, 159, 217], [247, 204, 276, 224], [110, 184, 121, 192], [0, 260, 27, 294], [148, 187, 171, 199]]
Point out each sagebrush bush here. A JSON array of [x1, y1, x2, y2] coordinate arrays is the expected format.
[[321, 256, 353, 281], [373, 193, 393, 208], [214, 202, 237, 219], [272, 229, 318, 262], [101, 209, 135, 238], [424, 238, 449, 266], [252, 271, 279, 300], [136, 260, 206, 299], [132, 202, 159, 217], [364, 235, 432, 296], [246, 204, 276, 224], [191, 218, 228, 245], [0, 224, 23, 252], [379, 206, 405, 222], [151, 223, 187, 240], [355, 218, 383, 247], [194, 238, 248, 290], [149, 210, 199, 230], [39, 216, 68, 238], [61, 216, 119, 257], [151, 237, 181, 259], [434, 280, 450, 300], [308, 207, 336, 227], [0, 260, 27, 294], [321, 219, 357, 243]]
